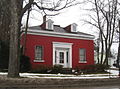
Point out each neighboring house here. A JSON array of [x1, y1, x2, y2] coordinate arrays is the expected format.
[[94, 51, 116, 67], [21, 16, 95, 69]]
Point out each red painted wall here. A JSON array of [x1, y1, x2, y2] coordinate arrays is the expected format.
[[21, 34, 94, 69]]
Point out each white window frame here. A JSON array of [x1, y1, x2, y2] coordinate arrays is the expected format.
[[34, 45, 44, 62], [71, 23, 77, 32], [46, 19, 54, 30], [79, 48, 87, 63]]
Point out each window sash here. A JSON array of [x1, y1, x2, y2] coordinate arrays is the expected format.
[[73, 25, 76, 32], [46, 21, 53, 30], [79, 49, 86, 62], [48, 22, 52, 29], [35, 46, 43, 60], [59, 52, 64, 63]]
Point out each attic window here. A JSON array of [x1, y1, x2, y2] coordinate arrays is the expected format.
[[46, 19, 54, 30], [71, 23, 77, 32]]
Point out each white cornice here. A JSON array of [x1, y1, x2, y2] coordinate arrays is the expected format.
[[26, 29, 94, 40]]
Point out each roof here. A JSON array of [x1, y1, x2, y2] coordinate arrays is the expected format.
[[24, 25, 94, 40], [28, 25, 93, 35]]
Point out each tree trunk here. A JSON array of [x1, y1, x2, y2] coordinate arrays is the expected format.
[[100, 33, 104, 64], [103, 39, 112, 65], [0, 0, 10, 41], [23, 9, 31, 55], [8, 0, 20, 78]]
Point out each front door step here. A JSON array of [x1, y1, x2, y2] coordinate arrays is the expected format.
[[60, 68, 72, 74]]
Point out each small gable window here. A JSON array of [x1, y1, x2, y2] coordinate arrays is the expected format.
[[46, 19, 54, 30], [71, 23, 77, 32]]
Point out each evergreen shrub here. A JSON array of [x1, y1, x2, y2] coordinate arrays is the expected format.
[[0, 40, 9, 70], [75, 64, 109, 74], [20, 55, 31, 72], [30, 64, 51, 73]]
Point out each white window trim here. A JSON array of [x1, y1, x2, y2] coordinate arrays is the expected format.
[[46, 19, 54, 30], [79, 61, 87, 63], [71, 23, 77, 32], [34, 60, 45, 62]]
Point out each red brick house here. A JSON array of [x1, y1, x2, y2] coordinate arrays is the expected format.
[[21, 16, 94, 69]]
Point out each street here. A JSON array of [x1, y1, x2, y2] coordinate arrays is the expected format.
[[0, 85, 120, 89], [33, 85, 120, 89], [63, 86, 120, 89]]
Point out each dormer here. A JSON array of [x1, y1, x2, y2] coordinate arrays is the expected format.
[[71, 23, 77, 32], [46, 19, 54, 30], [64, 23, 77, 32]]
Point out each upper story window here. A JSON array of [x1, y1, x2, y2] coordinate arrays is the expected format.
[[71, 23, 77, 32], [46, 19, 54, 30], [79, 48, 87, 63]]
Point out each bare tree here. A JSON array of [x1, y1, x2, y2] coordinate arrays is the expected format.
[[83, 0, 120, 65], [0, 0, 10, 41], [7, 0, 79, 77]]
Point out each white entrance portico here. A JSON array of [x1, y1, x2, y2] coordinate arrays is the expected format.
[[53, 42, 73, 68]]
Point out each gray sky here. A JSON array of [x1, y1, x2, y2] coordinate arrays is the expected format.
[[22, 1, 93, 34], [22, 1, 118, 53]]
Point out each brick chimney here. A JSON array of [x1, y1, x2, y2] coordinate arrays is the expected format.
[[40, 15, 47, 29], [43, 15, 46, 22]]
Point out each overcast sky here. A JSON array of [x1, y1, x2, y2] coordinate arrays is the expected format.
[[22, 1, 94, 34], [22, 1, 118, 53]]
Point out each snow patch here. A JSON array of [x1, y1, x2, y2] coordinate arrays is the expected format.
[[0, 69, 119, 79]]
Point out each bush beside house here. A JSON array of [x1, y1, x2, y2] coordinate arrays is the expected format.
[[0, 40, 9, 70], [74, 64, 109, 74], [20, 55, 31, 72], [29, 64, 109, 74]]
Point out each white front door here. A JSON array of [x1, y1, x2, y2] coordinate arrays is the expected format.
[[53, 42, 73, 68], [55, 49, 68, 68]]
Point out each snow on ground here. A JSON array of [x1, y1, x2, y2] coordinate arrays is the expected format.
[[0, 72, 7, 75], [0, 69, 119, 79]]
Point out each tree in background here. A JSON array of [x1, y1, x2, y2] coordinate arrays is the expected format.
[[83, 0, 120, 65], [0, 0, 80, 78], [0, 0, 10, 70], [0, 0, 10, 41]]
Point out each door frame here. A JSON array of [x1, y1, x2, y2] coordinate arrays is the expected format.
[[53, 42, 73, 68]]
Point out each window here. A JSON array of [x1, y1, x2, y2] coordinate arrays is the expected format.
[[71, 23, 77, 32], [79, 48, 86, 63], [46, 19, 53, 30], [66, 51, 69, 63], [35, 46, 44, 62], [48, 22, 53, 29], [59, 52, 64, 63], [55, 51, 57, 63], [73, 25, 76, 32]]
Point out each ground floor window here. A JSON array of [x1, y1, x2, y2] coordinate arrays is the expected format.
[[79, 48, 87, 63], [34, 45, 44, 62]]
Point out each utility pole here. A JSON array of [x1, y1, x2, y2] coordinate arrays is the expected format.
[[117, 19, 120, 78]]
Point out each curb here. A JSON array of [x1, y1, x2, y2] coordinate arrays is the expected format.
[[0, 77, 120, 88]]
